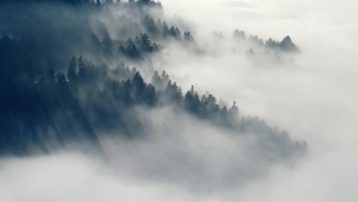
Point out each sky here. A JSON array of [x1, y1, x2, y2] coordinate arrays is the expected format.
[[1, 0, 358, 201]]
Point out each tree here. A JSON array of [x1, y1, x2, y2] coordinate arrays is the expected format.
[[119, 39, 140, 58], [68, 56, 78, 82], [229, 101, 239, 119], [184, 31, 193, 41], [143, 15, 158, 35], [163, 81, 182, 103], [169, 26, 181, 38], [162, 22, 170, 37], [233, 29, 246, 40], [151, 70, 161, 89], [184, 85, 201, 114]]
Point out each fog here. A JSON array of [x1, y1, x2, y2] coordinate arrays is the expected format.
[[0, 106, 301, 202], [159, 0, 358, 201], [1, 0, 358, 201]]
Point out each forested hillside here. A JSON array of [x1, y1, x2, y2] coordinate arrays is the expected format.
[[0, 0, 306, 160]]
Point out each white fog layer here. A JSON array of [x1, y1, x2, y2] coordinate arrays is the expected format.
[[0, 0, 357, 201]]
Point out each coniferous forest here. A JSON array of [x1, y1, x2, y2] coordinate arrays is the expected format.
[[0, 0, 306, 158], [3, 0, 358, 201], [0, 4, 312, 187]]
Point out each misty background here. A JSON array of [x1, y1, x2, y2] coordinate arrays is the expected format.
[[1, 0, 357, 202]]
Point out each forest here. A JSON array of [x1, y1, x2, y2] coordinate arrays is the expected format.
[[0, 0, 306, 161]]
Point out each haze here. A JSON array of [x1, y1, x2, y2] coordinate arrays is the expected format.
[[0, 0, 357, 202]]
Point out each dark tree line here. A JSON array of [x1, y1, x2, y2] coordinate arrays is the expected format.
[[118, 33, 161, 59], [152, 71, 241, 127], [0, 0, 306, 158], [0, 0, 161, 6], [0, 54, 158, 154], [142, 15, 194, 41], [151, 70, 307, 160], [265, 36, 299, 52], [126, 0, 162, 7], [0, 0, 193, 71], [233, 29, 299, 52], [0, 53, 307, 156]]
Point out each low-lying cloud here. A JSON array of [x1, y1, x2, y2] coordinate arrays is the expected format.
[[1, 0, 357, 201]]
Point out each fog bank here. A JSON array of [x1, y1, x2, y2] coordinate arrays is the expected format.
[[1, 0, 357, 201]]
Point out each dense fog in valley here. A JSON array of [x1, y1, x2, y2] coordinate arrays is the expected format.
[[0, 0, 357, 201]]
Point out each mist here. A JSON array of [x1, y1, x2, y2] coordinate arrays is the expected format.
[[159, 0, 358, 201], [1, 0, 357, 201]]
